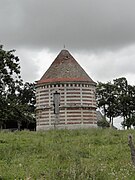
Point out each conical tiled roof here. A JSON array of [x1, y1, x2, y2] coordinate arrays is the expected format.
[[37, 49, 95, 84]]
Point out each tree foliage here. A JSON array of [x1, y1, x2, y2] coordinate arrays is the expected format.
[[96, 77, 135, 129], [96, 81, 120, 127], [0, 45, 35, 130], [97, 117, 110, 128]]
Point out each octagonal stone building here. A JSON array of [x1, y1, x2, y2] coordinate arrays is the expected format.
[[36, 49, 97, 130]]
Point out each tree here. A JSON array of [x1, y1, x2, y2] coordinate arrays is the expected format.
[[0, 45, 36, 130], [113, 78, 129, 123], [4, 82, 36, 130], [96, 81, 120, 127], [0, 45, 22, 128], [113, 77, 135, 129], [17, 82, 36, 130], [97, 77, 135, 129], [96, 82, 108, 118]]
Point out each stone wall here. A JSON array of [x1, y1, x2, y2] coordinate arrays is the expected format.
[[36, 82, 97, 130]]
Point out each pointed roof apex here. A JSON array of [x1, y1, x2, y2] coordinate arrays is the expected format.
[[58, 49, 70, 55], [37, 49, 96, 85]]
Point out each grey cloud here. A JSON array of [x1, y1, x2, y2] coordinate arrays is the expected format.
[[1, 0, 135, 51], [16, 49, 39, 82], [1, 0, 135, 85], [74, 45, 135, 84]]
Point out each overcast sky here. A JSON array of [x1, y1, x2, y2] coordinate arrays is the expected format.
[[1, 0, 135, 86]]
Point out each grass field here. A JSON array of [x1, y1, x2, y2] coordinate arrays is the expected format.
[[0, 128, 135, 179]]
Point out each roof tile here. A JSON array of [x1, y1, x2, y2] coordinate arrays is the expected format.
[[37, 49, 95, 84]]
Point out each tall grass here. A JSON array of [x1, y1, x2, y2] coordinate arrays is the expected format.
[[0, 129, 135, 179]]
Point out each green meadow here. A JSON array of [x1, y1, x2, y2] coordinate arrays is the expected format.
[[0, 129, 135, 179]]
